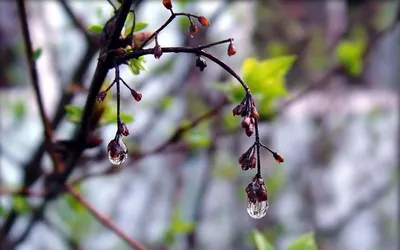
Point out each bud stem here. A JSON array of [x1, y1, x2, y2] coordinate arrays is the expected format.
[[255, 120, 261, 177]]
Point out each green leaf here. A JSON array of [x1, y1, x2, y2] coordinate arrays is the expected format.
[[12, 197, 29, 214], [335, 39, 366, 76], [128, 57, 146, 75], [65, 104, 83, 124], [100, 106, 134, 125], [32, 48, 42, 61], [88, 24, 104, 34], [253, 230, 275, 250], [183, 127, 211, 150], [120, 112, 134, 123], [12, 100, 26, 121], [0, 204, 7, 217], [286, 232, 317, 250]]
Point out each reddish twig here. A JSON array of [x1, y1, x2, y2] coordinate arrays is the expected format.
[[0, 187, 46, 197], [65, 184, 146, 250]]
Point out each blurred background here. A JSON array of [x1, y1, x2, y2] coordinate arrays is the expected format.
[[0, 0, 398, 250]]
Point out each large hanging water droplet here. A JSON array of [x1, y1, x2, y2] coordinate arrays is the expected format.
[[107, 137, 128, 165], [247, 199, 268, 219]]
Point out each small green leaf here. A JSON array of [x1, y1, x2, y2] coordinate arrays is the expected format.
[[12, 100, 26, 121], [286, 232, 317, 250], [253, 230, 275, 250], [120, 112, 134, 123], [0, 204, 7, 217], [12, 197, 29, 214], [65, 104, 83, 123], [101, 106, 134, 125], [184, 128, 211, 150], [88, 24, 104, 34], [32, 48, 42, 61], [335, 39, 366, 76]]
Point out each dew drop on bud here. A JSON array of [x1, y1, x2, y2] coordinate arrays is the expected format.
[[247, 199, 268, 219], [107, 137, 128, 165]]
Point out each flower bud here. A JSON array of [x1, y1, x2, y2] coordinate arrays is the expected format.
[[241, 117, 251, 129], [250, 106, 260, 119], [154, 45, 163, 59], [97, 91, 107, 103], [131, 89, 142, 102], [119, 122, 130, 136], [197, 16, 210, 26], [249, 154, 256, 169], [273, 152, 284, 163], [245, 124, 254, 137], [227, 42, 236, 56], [162, 0, 173, 10], [189, 23, 198, 38], [232, 104, 244, 116]]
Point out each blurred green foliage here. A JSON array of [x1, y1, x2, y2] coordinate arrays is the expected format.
[[253, 230, 317, 250], [162, 208, 195, 247]]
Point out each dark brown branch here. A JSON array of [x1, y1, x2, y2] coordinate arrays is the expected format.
[[58, 0, 135, 184], [65, 184, 146, 250]]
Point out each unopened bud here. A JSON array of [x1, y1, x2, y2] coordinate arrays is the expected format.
[[197, 16, 210, 26], [131, 89, 142, 102], [162, 0, 173, 9], [154, 45, 163, 59], [119, 122, 130, 136], [227, 42, 236, 56], [97, 91, 107, 103], [273, 152, 284, 163]]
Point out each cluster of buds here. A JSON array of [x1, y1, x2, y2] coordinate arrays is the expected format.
[[246, 176, 269, 219], [238, 145, 256, 170], [233, 95, 259, 136]]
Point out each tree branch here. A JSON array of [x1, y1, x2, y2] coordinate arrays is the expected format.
[[65, 184, 146, 250], [16, 0, 61, 171]]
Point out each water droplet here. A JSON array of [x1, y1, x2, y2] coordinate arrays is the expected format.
[[247, 199, 268, 219], [107, 137, 128, 165]]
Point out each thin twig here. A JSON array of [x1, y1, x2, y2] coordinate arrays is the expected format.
[[0, 187, 46, 197], [16, 0, 62, 171], [59, 0, 97, 44], [65, 184, 146, 250]]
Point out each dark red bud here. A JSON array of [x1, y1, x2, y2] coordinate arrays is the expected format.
[[273, 152, 284, 163], [249, 155, 256, 169], [251, 106, 260, 119], [162, 0, 173, 9], [131, 89, 142, 102], [245, 124, 254, 137], [119, 122, 130, 136], [154, 45, 163, 59], [257, 188, 268, 202], [232, 104, 244, 116], [227, 42, 236, 56], [189, 23, 198, 38], [97, 91, 107, 103], [241, 117, 251, 129]]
